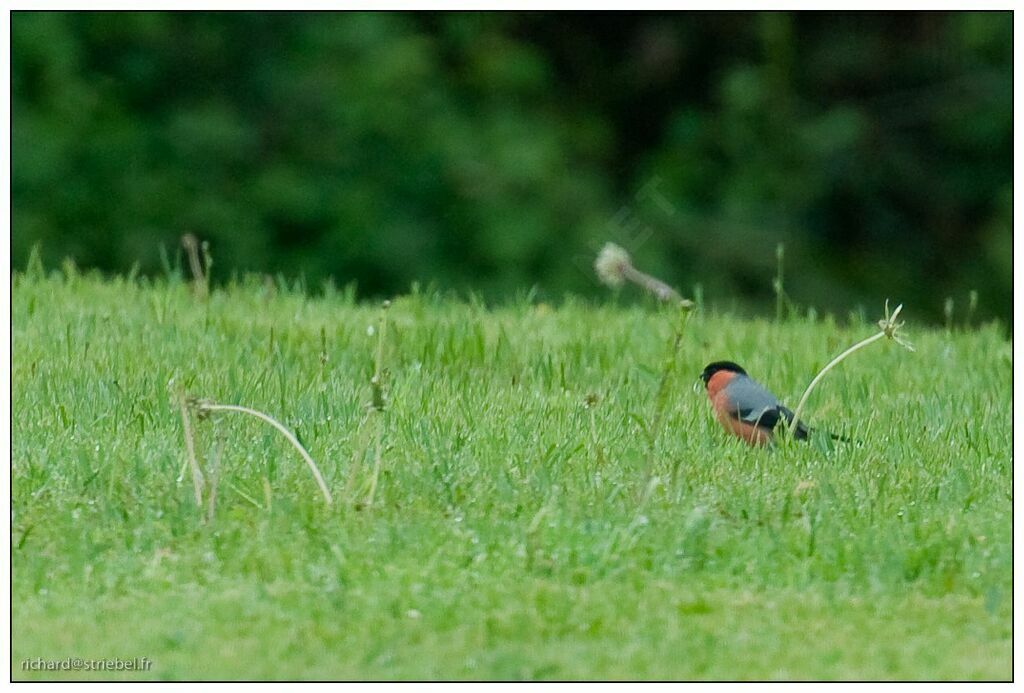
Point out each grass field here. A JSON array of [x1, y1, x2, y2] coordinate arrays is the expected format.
[[11, 269, 1012, 681]]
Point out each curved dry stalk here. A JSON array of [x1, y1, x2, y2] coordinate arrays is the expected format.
[[788, 301, 913, 437], [788, 332, 886, 436], [197, 402, 333, 505]]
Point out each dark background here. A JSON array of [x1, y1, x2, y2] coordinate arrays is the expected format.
[[12, 11, 1012, 324]]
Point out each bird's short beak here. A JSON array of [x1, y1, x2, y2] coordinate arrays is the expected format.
[[692, 378, 703, 393]]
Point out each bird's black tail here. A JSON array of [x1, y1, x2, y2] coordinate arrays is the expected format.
[[778, 407, 851, 443], [818, 429, 853, 443]]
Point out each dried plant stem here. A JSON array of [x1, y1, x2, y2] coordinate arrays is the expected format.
[[789, 332, 885, 436], [648, 309, 691, 450], [176, 390, 205, 507], [370, 300, 390, 412], [198, 402, 332, 505], [621, 265, 683, 304], [364, 300, 390, 507], [181, 234, 208, 299], [205, 436, 223, 523], [774, 242, 785, 321], [647, 334, 682, 453], [788, 301, 913, 437], [365, 421, 384, 507]]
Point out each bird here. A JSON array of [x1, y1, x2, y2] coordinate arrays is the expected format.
[[699, 361, 846, 446]]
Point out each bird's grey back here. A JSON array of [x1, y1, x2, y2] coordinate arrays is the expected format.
[[726, 374, 784, 426], [725, 373, 809, 437], [727, 374, 780, 409]]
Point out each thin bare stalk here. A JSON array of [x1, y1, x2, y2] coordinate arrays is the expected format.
[[197, 402, 332, 505], [645, 308, 691, 477], [788, 332, 885, 436], [788, 301, 914, 437], [366, 422, 383, 507], [181, 234, 208, 299], [622, 265, 684, 304], [967, 290, 978, 329], [645, 319, 689, 475], [364, 300, 390, 506], [205, 435, 223, 523], [176, 389, 205, 507], [774, 242, 785, 321], [370, 301, 390, 412]]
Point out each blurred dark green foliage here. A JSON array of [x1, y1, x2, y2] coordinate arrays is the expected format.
[[12, 11, 1012, 323]]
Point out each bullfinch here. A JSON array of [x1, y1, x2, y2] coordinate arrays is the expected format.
[[700, 361, 846, 446]]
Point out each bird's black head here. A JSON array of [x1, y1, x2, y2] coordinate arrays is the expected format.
[[700, 361, 747, 387]]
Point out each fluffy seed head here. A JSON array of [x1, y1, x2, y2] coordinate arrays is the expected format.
[[594, 243, 632, 288]]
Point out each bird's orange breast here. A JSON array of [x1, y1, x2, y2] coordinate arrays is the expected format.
[[706, 372, 772, 446], [717, 411, 773, 446], [705, 370, 736, 399]]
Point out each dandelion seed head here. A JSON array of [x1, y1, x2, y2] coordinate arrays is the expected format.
[[594, 243, 632, 287], [878, 301, 914, 351]]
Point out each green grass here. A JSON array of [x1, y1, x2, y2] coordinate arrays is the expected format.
[[12, 269, 1011, 681]]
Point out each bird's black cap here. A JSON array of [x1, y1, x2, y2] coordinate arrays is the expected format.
[[700, 361, 747, 386]]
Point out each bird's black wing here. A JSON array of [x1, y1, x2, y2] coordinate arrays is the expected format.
[[775, 405, 810, 440], [722, 376, 789, 432], [734, 403, 808, 436], [733, 404, 774, 426]]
